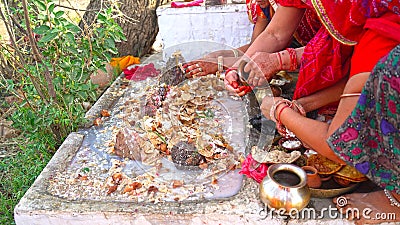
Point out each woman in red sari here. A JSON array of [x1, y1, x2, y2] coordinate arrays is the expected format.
[[184, 0, 321, 77]]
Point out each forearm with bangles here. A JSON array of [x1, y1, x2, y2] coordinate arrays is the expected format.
[[270, 99, 305, 123], [274, 101, 346, 165], [275, 47, 304, 71]]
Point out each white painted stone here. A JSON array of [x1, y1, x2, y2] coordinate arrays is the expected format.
[[156, 3, 253, 60]]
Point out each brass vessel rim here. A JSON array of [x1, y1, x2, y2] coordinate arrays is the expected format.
[[268, 163, 307, 188]]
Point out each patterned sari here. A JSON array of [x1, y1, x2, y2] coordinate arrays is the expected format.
[[327, 45, 400, 194], [246, 0, 274, 24]]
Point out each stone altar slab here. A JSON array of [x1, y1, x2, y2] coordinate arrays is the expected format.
[[14, 50, 377, 225]]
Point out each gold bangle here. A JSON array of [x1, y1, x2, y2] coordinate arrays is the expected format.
[[217, 56, 224, 72], [340, 93, 361, 99]]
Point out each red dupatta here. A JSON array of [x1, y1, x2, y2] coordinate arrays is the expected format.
[[278, 0, 400, 99]]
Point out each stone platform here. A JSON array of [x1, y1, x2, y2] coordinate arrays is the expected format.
[[14, 51, 366, 225]]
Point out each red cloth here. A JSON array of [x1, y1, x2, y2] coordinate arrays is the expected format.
[[239, 154, 268, 183], [277, 0, 400, 100], [277, 0, 321, 46], [171, 0, 204, 8], [350, 12, 400, 77], [246, 0, 268, 24], [293, 9, 321, 46], [123, 63, 160, 81], [294, 27, 353, 99]]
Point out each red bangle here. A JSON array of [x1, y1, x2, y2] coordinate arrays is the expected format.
[[277, 105, 289, 123], [276, 52, 283, 70], [225, 68, 237, 75], [286, 48, 297, 71]]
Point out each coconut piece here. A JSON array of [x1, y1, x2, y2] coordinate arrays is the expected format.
[[114, 128, 160, 165]]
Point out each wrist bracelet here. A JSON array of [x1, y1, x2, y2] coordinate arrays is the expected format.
[[217, 56, 224, 73], [269, 99, 292, 123], [276, 52, 283, 70], [291, 100, 306, 116], [286, 48, 297, 71], [340, 93, 361, 99], [277, 105, 290, 124], [225, 68, 238, 75]]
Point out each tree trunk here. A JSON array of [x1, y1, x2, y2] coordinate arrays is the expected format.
[[81, 0, 170, 57]]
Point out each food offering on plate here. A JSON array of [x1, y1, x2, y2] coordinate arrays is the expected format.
[[307, 154, 368, 188], [333, 165, 368, 187], [270, 71, 293, 90], [115, 76, 238, 167], [278, 136, 303, 152], [250, 145, 302, 164], [306, 154, 343, 177]]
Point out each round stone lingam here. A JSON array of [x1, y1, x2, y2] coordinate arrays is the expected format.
[[170, 141, 205, 170]]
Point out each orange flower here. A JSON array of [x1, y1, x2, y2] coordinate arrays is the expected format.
[[110, 56, 140, 73]]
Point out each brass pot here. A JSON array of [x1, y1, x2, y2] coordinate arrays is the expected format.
[[259, 163, 311, 212]]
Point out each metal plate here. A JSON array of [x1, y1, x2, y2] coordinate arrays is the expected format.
[[310, 180, 360, 198]]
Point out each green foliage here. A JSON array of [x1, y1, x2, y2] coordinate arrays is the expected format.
[[2, 0, 126, 150], [0, 1, 127, 224]]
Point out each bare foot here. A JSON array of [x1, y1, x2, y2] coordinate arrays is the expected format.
[[333, 191, 400, 224]]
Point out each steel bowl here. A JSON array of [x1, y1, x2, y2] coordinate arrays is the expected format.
[[259, 163, 311, 212]]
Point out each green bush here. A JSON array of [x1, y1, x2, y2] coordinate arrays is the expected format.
[[0, 0, 126, 224], [2, 0, 126, 150]]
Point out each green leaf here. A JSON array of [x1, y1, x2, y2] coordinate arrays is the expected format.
[[80, 84, 90, 91], [64, 95, 74, 105], [48, 3, 56, 13], [65, 32, 75, 43], [97, 14, 107, 23], [33, 25, 50, 35], [65, 24, 81, 33], [78, 91, 88, 100], [32, 0, 46, 11], [37, 14, 48, 21], [81, 167, 90, 173], [55, 11, 65, 18], [105, 38, 115, 49], [39, 30, 59, 43]]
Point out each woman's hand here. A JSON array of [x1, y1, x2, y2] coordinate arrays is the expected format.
[[260, 96, 283, 120], [224, 69, 239, 92], [224, 69, 253, 96], [183, 60, 218, 77], [245, 52, 281, 87]]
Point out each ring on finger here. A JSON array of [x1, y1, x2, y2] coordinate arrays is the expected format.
[[254, 77, 260, 80]]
